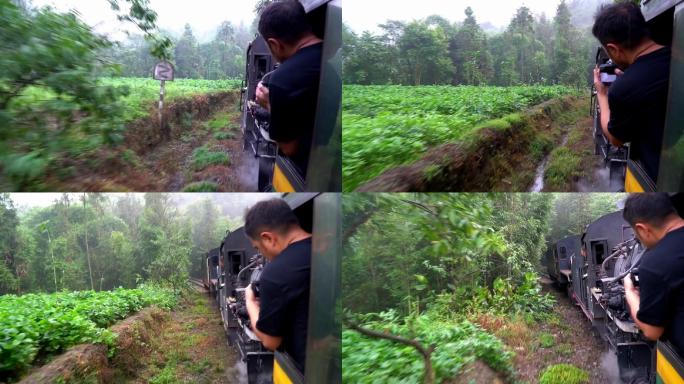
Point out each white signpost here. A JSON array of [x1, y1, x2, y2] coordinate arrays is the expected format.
[[153, 61, 174, 137]]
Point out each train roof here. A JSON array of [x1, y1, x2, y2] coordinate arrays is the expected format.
[[556, 234, 581, 249], [206, 247, 220, 261], [642, 0, 684, 21], [247, 35, 270, 56], [220, 227, 255, 254], [583, 211, 634, 248], [283, 193, 319, 210]]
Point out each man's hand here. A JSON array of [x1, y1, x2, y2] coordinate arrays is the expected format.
[[624, 272, 639, 296], [624, 273, 665, 341], [245, 283, 259, 309], [244, 283, 282, 351], [593, 66, 609, 97], [593, 66, 624, 146], [255, 82, 270, 111]]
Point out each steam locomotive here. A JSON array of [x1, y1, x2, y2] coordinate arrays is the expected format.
[[201, 193, 341, 384], [545, 207, 684, 383]]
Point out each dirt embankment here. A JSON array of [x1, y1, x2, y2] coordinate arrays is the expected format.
[[19, 306, 169, 384], [18, 291, 241, 384], [357, 96, 588, 192], [124, 92, 236, 153], [471, 280, 619, 384], [51, 91, 256, 192]]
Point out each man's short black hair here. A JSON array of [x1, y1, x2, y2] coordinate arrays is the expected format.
[[244, 198, 300, 239], [623, 193, 677, 227], [258, 0, 312, 45], [592, 1, 650, 50]]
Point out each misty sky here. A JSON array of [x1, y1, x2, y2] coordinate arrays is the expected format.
[[344, 0, 571, 33], [31, 0, 260, 41], [9, 193, 279, 212]]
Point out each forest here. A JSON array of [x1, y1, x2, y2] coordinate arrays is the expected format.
[[0, 193, 241, 295], [343, 1, 603, 87], [342, 193, 626, 383]]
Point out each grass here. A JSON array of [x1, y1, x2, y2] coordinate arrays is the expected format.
[[190, 146, 230, 170], [182, 181, 219, 192], [213, 131, 235, 140], [539, 364, 589, 384], [545, 147, 582, 190], [538, 332, 556, 348], [203, 111, 233, 131]]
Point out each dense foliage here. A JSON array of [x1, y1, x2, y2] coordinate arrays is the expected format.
[[0, 193, 232, 295], [343, 311, 513, 383], [343, 1, 598, 87], [0, 285, 178, 376], [342, 193, 623, 382], [343, 85, 579, 190]]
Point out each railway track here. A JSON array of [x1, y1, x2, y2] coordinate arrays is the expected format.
[[189, 277, 205, 290]]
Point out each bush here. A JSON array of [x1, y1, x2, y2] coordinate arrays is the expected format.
[[435, 272, 555, 321], [343, 311, 513, 383], [0, 285, 178, 377], [539, 364, 589, 384]]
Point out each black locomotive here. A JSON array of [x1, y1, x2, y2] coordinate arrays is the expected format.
[[546, 206, 684, 383]]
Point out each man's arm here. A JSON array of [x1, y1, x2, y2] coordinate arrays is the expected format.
[[245, 283, 283, 351], [593, 67, 624, 147], [624, 273, 665, 340]]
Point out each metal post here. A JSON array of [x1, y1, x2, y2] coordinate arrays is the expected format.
[[159, 79, 165, 132]]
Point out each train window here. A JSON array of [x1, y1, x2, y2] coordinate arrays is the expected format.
[[559, 246, 567, 260], [257, 56, 268, 79], [228, 251, 244, 277], [591, 241, 608, 265]]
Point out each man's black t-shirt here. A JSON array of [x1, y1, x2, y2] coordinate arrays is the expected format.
[[256, 237, 311, 371], [268, 43, 322, 177], [607, 46, 671, 182], [637, 226, 684, 356]]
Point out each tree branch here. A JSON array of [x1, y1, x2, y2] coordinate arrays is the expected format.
[[347, 322, 436, 384]]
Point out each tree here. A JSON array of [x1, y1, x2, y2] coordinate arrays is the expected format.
[[552, 1, 576, 84], [0, 194, 19, 293], [451, 7, 492, 85], [174, 24, 202, 78], [398, 21, 454, 85]]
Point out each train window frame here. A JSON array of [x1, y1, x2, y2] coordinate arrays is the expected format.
[[590, 240, 609, 266]]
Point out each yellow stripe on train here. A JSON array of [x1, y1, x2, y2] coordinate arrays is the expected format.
[[273, 164, 296, 192], [273, 359, 294, 384], [657, 349, 684, 384], [625, 168, 646, 193]]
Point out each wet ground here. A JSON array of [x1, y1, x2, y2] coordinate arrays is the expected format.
[[537, 277, 621, 384], [49, 94, 259, 192], [126, 290, 243, 384]]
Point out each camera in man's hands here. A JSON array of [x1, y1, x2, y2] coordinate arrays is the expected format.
[[600, 60, 619, 85]]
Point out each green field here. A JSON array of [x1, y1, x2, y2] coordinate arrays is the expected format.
[[342, 85, 580, 191], [14, 77, 242, 122], [103, 78, 242, 121], [0, 285, 178, 376]]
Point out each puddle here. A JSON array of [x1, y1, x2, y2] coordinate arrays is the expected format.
[[530, 133, 570, 192]]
